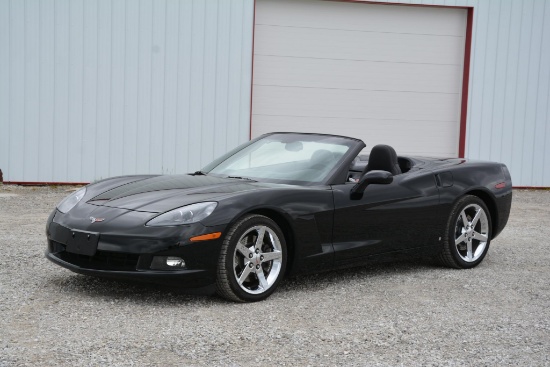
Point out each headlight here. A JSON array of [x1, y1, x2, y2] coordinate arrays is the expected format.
[[146, 202, 217, 227], [56, 187, 86, 213]]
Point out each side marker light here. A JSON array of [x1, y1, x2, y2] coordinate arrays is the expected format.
[[190, 232, 222, 242]]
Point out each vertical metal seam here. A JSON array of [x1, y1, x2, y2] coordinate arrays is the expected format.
[[122, 0, 128, 174], [543, 76, 550, 185], [173, 0, 181, 172], [199, 0, 207, 166], [238, 0, 245, 141], [38, 0, 42, 180], [476, 0, 491, 158], [519, 0, 535, 182], [80, 0, 85, 180], [161, 0, 168, 173], [7, 0, 11, 181], [186, 0, 193, 171], [148, 0, 154, 172], [108, 0, 113, 177], [542, 3, 550, 186], [66, 0, 70, 180], [225, 0, 233, 150], [249, 0, 256, 140], [94, 0, 99, 180], [23, 0, 27, 180], [213, 0, 220, 161], [487, 0, 501, 160], [510, 1, 524, 181], [530, 0, 547, 185], [52, 0, 56, 182], [499, 1, 513, 162], [136, 0, 142, 174]]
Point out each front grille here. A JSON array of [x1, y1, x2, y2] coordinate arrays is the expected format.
[[52, 242, 139, 271]]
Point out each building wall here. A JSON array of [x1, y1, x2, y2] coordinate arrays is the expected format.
[[1, 0, 549, 186], [0, 0, 254, 183]]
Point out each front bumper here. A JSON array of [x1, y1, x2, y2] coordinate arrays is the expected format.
[[45, 249, 214, 287], [45, 212, 226, 288]]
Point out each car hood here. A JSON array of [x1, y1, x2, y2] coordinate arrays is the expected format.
[[87, 175, 261, 213]]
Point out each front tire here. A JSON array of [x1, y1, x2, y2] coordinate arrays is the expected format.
[[438, 195, 492, 269], [216, 215, 287, 302]]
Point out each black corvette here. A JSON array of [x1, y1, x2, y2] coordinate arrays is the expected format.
[[46, 132, 512, 302]]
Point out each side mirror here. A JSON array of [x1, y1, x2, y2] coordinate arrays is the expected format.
[[350, 170, 393, 200]]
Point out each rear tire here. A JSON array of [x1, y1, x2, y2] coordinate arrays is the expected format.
[[437, 195, 492, 269], [216, 215, 287, 302]]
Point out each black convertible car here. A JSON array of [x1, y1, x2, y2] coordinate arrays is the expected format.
[[46, 132, 512, 302]]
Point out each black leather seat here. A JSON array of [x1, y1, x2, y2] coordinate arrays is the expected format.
[[363, 144, 402, 176]]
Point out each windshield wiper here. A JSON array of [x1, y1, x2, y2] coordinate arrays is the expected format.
[[192, 171, 207, 176], [226, 176, 256, 182]]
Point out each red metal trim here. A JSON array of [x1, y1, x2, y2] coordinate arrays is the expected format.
[[4, 181, 88, 186], [458, 7, 473, 158], [249, 0, 257, 140]]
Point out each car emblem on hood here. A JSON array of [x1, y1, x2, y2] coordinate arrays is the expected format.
[[90, 217, 105, 224]]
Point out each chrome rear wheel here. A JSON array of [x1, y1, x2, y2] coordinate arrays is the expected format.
[[454, 203, 489, 262], [438, 195, 492, 269]]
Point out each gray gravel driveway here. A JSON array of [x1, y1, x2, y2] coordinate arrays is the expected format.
[[0, 185, 549, 366]]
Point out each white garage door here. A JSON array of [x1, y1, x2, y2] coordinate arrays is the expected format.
[[251, 0, 467, 157]]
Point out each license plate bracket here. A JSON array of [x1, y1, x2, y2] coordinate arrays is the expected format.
[[66, 230, 99, 256]]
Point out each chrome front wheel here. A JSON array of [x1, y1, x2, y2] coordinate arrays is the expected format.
[[216, 215, 287, 302], [233, 225, 283, 295]]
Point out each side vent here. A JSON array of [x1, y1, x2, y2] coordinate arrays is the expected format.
[[435, 172, 454, 188]]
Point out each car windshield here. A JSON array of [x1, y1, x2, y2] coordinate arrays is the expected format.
[[204, 133, 355, 184]]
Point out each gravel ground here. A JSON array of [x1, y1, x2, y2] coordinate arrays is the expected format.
[[0, 185, 549, 366]]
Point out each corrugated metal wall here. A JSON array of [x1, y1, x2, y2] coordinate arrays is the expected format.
[[0, 0, 254, 183], [1, 0, 549, 186], [366, 0, 550, 186]]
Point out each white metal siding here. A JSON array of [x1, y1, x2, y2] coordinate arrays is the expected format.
[[252, 0, 467, 158], [1, 0, 549, 187], [0, 0, 254, 183]]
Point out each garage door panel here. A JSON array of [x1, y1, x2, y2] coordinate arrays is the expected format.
[[252, 0, 466, 158], [255, 25, 464, 65], [252, 85, 459, 122], [256, 0, 466, 37], [253, 55, 463, 93], [252, 115, 458, 157]]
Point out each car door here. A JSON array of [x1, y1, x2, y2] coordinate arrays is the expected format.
[[331, 171, 441, 266]]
